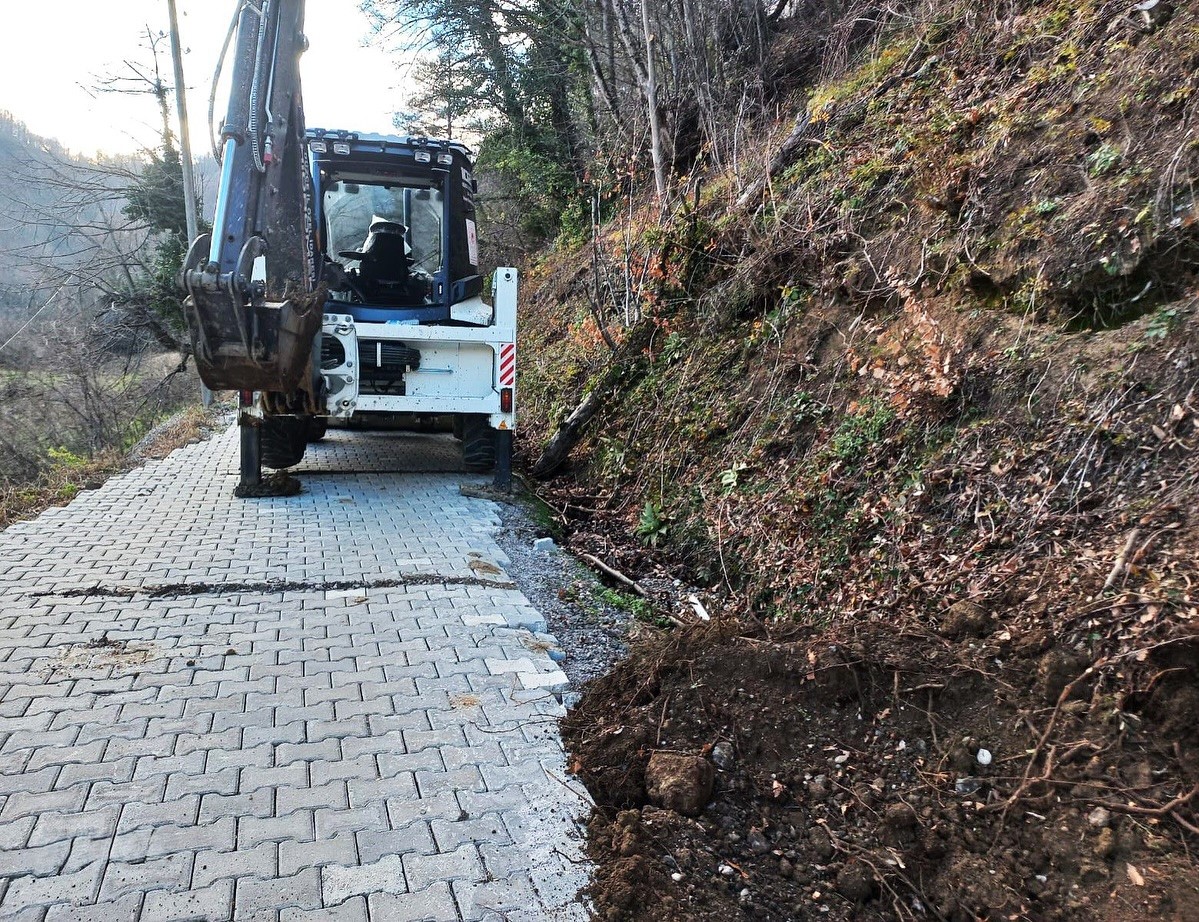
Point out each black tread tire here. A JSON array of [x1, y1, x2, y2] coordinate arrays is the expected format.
[[305, 417, 328, 443], [461, 414, 496, 472], [261, 416, 307, 469]]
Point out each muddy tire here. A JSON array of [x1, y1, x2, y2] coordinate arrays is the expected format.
[[261, 417, 307, 469], [461, 415, 496, 472], [305, 417, 328, 443]]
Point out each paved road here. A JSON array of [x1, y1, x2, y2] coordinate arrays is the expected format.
[[0, 428, 590, 921]]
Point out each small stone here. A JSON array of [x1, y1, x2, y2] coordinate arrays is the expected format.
[[1088, 807, 1112, 829], [719, 864, 736, 877], [955, 777, 983, 796], [976, 748, 993, 766], [671, 872, 683, 882], [747, 828, 771, 855], [711, 741, 735, 771], [1095, 827, 1117, 859], [807, 776, 828, 798], [779, 858, 795, 877], [533, 537, 557, 553], [739, 888, 752, 903]]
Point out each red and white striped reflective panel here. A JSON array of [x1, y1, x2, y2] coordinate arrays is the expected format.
[[499, 343, 516, 386]]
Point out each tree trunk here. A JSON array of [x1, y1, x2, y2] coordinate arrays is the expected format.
[[641, 0, 667, 197], [531, 319, 655, 478]]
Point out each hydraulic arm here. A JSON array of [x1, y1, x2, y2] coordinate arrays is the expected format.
[[180, 0, 320, 396]]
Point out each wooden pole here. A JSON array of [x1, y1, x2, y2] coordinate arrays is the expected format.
[[166, 0, 210, 405], [166, 0, 199, 243]]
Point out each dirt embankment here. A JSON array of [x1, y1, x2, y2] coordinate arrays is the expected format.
[[516, 0, 1199, 918]]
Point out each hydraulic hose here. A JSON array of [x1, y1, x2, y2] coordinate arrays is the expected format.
[[209, 0, 246, 163]]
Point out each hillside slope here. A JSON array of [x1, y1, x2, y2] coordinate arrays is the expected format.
[[517, 2, 1199, 919]]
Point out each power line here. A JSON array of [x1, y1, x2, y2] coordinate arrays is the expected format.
[[0, 282, 69, 356]]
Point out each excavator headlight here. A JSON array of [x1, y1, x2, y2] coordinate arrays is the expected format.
[[437, 152, 453, 165], [414, 150, 432, 164], [309, 140, 328, 153], [332, 142, 351, 155]]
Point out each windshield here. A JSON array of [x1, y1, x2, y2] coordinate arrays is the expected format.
[[323, 180, 444, 277]]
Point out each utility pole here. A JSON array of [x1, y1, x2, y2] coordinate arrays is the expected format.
[[166, 0, 199, 243], [166, 0, 210, 405]]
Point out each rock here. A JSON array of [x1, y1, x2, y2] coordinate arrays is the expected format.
[[645, 752, 714, 816], [941, 600, 990, 638], [711, 741, 735, 771], [747, 827, 771, 854], [835, 860, 878, 902], [810, 826, 834, 860], [976, 748, 993, 766], [1088, 807, 1112, 829], [533, 537, 557, 553], [955, 777, 983, 796], [807, 775, 829, 798], [719, 864, 737, 877], [779, 857, 795, 877]]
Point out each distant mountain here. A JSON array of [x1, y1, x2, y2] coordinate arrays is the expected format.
[[0, 111, 219, 323]]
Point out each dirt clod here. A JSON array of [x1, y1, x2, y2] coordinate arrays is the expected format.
[[644, 752, 714, 816], [941, 600, 990, 638], [835, 860, 878, 903]]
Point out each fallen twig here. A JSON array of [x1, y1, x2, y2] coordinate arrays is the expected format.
[[580, 552, 648, 597], [1104, 528, 1141, 590]]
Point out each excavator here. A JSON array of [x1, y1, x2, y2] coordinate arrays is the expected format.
[[180, 0, 517, 496]]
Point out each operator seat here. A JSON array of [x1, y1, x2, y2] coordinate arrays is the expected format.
[[340, 220, 414, 303]]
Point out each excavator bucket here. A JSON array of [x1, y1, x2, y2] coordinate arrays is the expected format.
[[183, 288, 323, 393]]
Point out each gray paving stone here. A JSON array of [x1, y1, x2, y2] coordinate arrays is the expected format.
[[142, 880, 234, 921], [278, 833, 359, 877], [234, 868, 322, 920], [99, 852, 193, 901], [28, 805, 120, 847], [367, 881, 460, 922], [0, 427, 589, 921], [280, 895, 369, 921], [2, 858, 105, 910], [44, 894, 142, 922], [0, 839, 70, 878], [192, 843, 277, 888], [403, 843, 485, 892], [237, 811, 315, 849]]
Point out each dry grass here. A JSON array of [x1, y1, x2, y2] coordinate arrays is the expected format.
[[0, 402, 227, 531]]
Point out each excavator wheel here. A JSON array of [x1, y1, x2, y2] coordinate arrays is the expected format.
[[305, 417, 328, 443], [261, 417, 308, 469], [461, 414, 496, 472]]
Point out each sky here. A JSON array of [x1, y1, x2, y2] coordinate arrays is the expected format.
[[0, 0, 408, 157]]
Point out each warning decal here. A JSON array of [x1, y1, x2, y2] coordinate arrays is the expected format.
[[499, 343, 516, 386], [466, 218, 479, 267]]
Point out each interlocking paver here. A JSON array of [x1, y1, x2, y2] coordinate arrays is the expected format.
[[0, 428, 589, 919]]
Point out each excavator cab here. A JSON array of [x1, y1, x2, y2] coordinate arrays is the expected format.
[[308, 130, 484, 324]]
